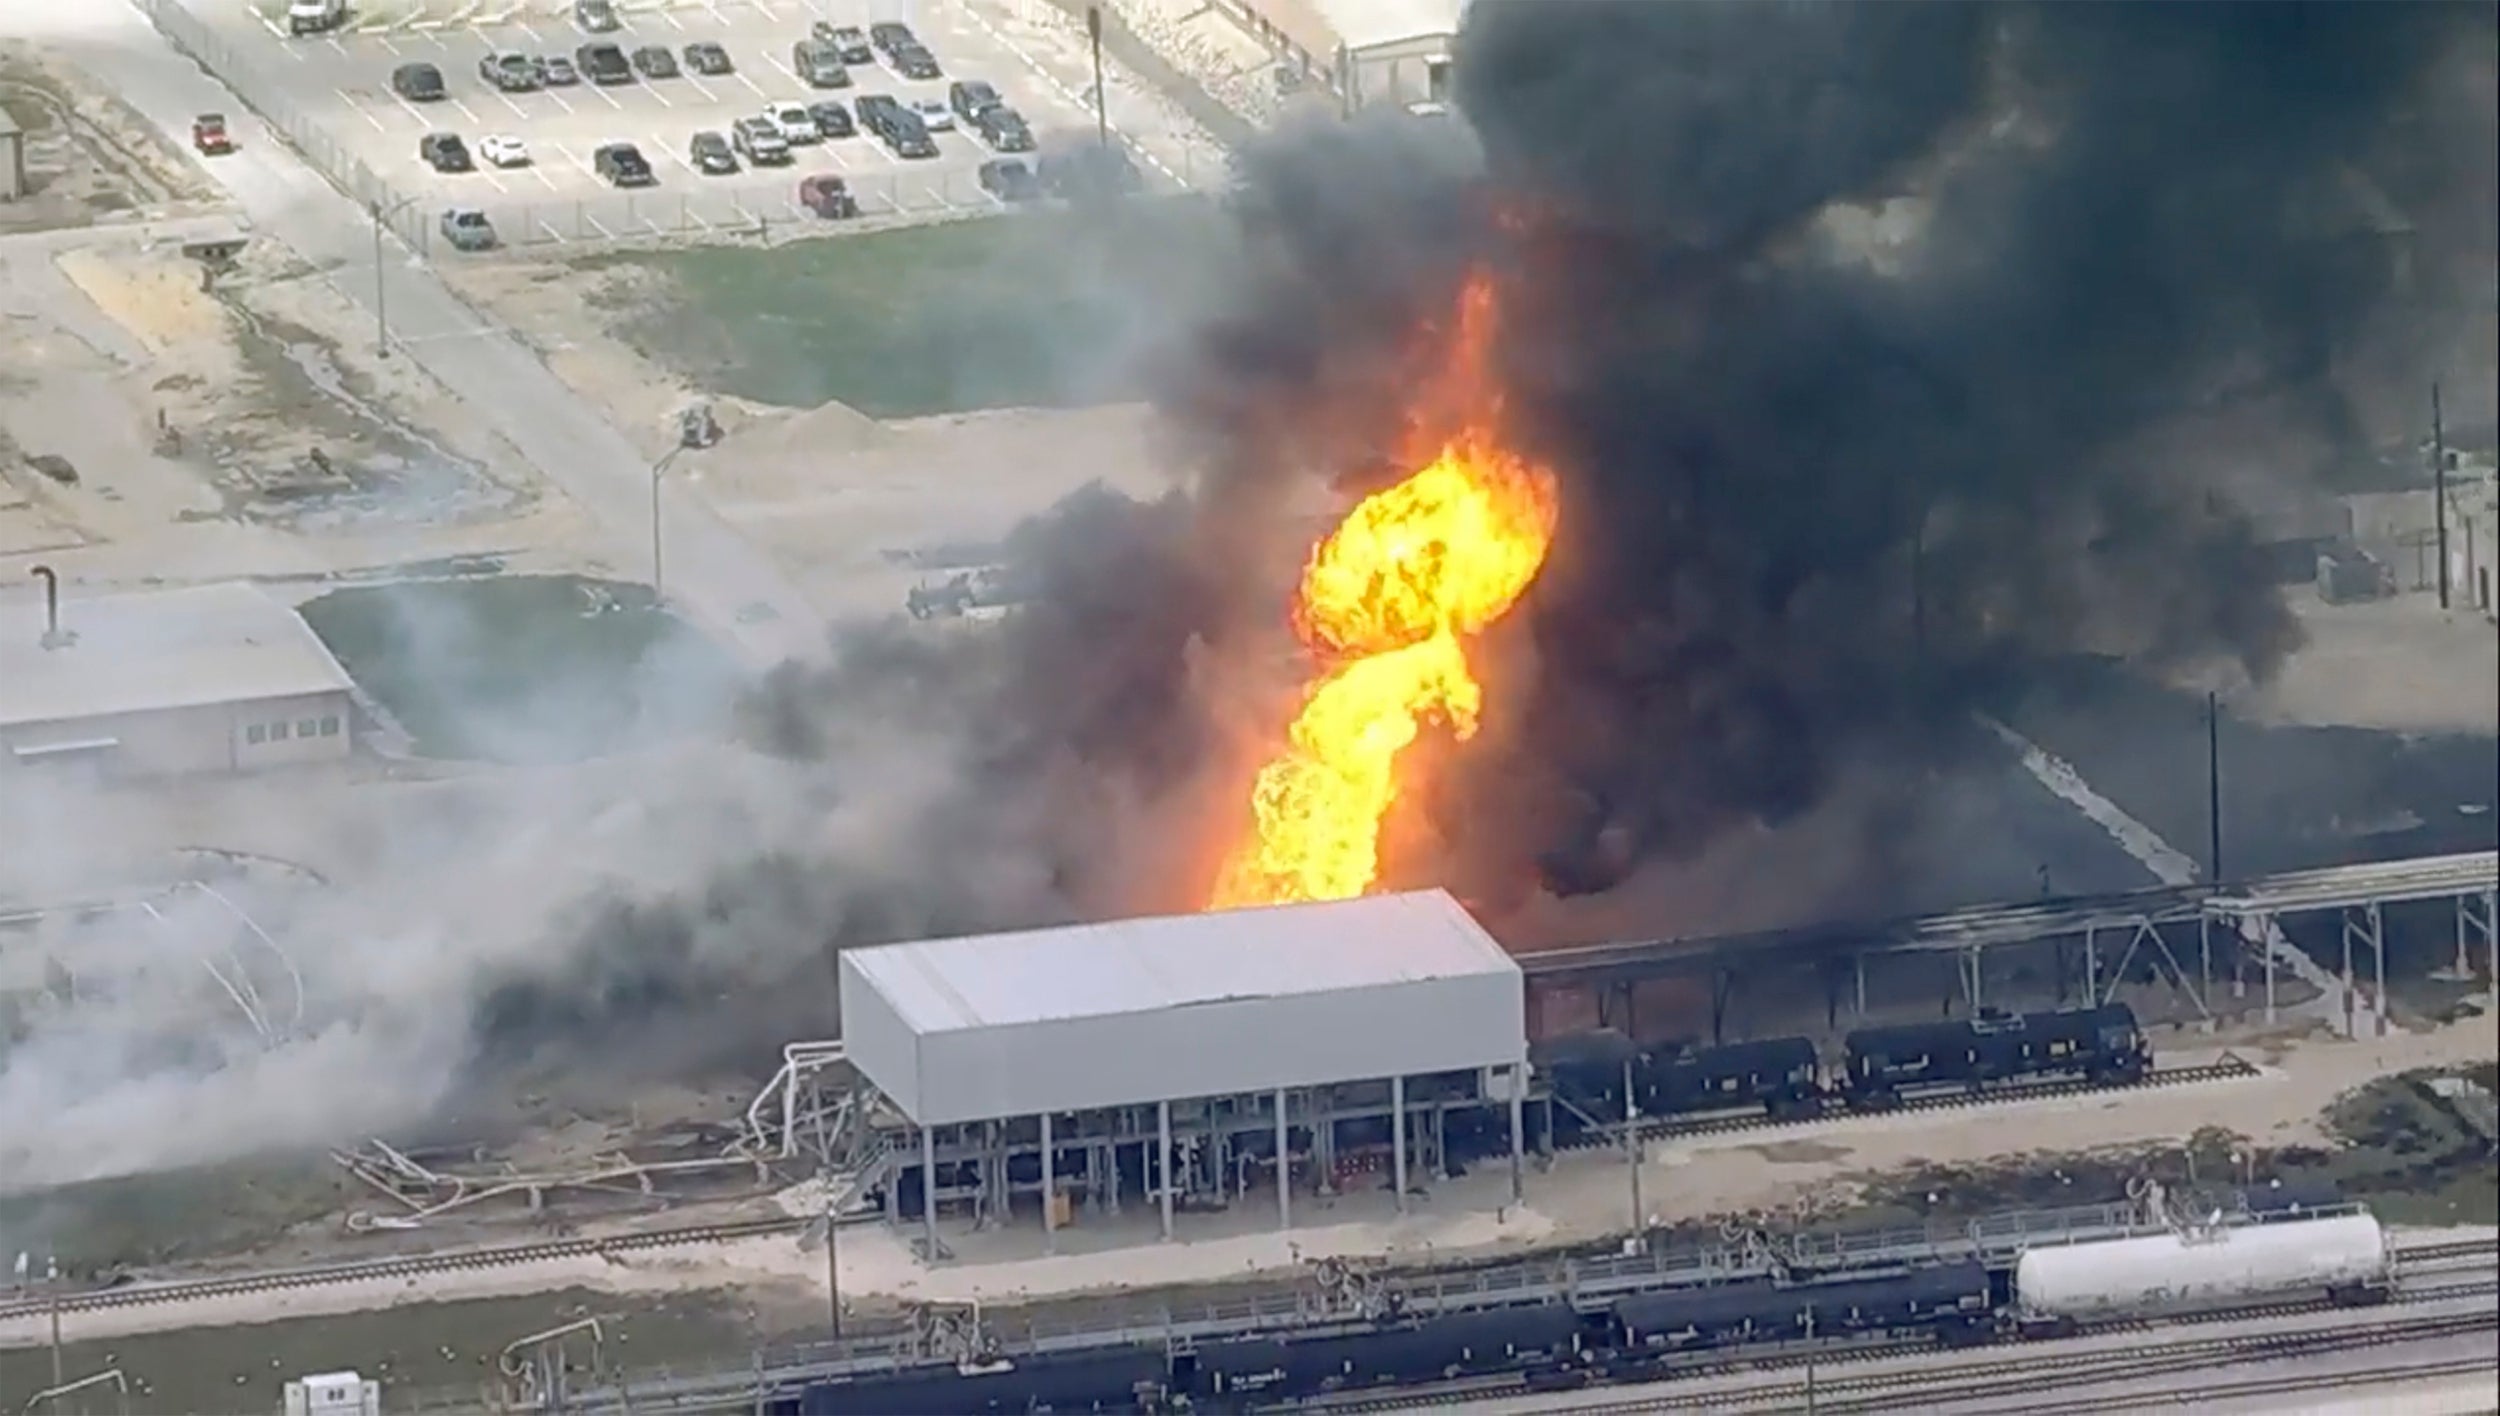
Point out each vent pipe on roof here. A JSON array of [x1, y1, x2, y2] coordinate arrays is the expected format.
[[29, 564, 72, 649]]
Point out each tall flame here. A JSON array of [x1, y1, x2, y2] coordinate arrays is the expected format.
[[1209, 275, 1559, 908]]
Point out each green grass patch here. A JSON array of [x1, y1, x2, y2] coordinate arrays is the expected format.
[[593, 200, 1229, 418], [300, 576, 744, 764]]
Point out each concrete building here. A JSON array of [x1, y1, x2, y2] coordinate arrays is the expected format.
[[1219, 0, 1466, 113], [837, 889, 1528, 1256], [0, 580, 356, 776]]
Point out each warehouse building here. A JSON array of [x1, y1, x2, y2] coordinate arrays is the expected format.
[[0, 580, 356, 776], [838, 889, 1528, 1257], [1219, 0, 1466, 113]]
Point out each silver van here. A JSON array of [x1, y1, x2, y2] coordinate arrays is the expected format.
[[438, 208, 497, 252]]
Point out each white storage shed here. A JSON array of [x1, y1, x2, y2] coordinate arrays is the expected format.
[[838, 889, 1529, 1251]]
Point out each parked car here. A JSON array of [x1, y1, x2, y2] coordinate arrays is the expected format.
[[390, 62, 447, 101], [683, 42, 733, 76], [593, 142, 655, 187], [576, 43, 632, 84], [689, 130, 738, 175], [891, 43, 942, 80], [909, 97, 953, 132], [479, 51, 540, 92], [478, 134, 531, 168], [287, 0, 346, 36], [439, 207, 497, 251], [190, 112, 233, 156], [419, 132, 474, 172], [771, 102, 821, 144], [806, 101, 855, 139], [538, 54, 580, 86], [731, 116, 793, 165], [868, 20, 919, 57], [854, 92, 901, 133], [886, 112, 937, 160], [973, 104, 1033, 153], [948, 80, 1002, 124], [799, 173, 858, 219], [811, 22, 873, 64], [631, 45, 680, 79], [573, 0, 618, 31], [977, 158, 1042, 203], [793, 40, 850, 88]]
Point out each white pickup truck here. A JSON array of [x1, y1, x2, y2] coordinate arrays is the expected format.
[[287, 0, 346, 35]]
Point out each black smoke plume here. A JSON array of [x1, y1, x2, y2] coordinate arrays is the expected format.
[[1158, 0, 2492, 912]]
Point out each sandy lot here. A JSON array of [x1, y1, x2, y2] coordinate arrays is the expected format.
[[0, 42, 220, 234]]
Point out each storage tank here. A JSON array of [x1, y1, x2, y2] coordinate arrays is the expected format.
[[2015, 1212, 2391, 1322]]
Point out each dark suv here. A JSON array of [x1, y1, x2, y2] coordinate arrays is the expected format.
[[868, 21, 919, 57], [593, 142, 655, 187], [390, 62, 447, 101], [948, 80, 1002, 125], [418, 132, 472, 172], [575, 43, 633, 84], [973, 104, 1033, 153]]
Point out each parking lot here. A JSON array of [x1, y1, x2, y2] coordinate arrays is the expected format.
[[179, 0, 1226, 245]]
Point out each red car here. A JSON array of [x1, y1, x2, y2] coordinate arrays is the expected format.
[[799, 174, 857, 219], [192, 113, 233, 156]]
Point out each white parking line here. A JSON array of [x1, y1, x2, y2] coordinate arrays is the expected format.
[[658, 134, 700, 175], [762, 53, 800, 87], [476, 168, 509, 193], [336, 89, 389, 133], [529, 162, 561, 191], [682, 74, 718, 104], [543, 87, 575, 114], [550, 141, 586, 174], [661, 11, 686, 30], [646, 83, 674, 109], [732, 68, 766, 99], [494, 90, 529, 118], [451, 97, 481, 123], [588, 82, 624, 110], [752, 0, 782, 19]]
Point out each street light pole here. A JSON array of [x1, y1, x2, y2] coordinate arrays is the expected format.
[[650, 448, 677, 600], [1086, 6, 1108, 149]]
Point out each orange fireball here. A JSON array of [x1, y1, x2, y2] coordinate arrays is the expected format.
[[1209, 275, 1559, 908]]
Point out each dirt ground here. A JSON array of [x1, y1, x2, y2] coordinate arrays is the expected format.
[[442, 253, 1183, 616], [2231, 587, 2500, 736], [0, 43, 219, 234]]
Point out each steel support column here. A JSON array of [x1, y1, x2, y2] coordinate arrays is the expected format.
[[2261, 911, 2277, 1023], [2084, 924, 2098, 1007], [1853, 952, 1866, 1016], [920, 1125, 937, 1261], [1040, 1111, 1055, 1251], [1623, 1054, 1643, 1239], [1390, 1075, 1408, 1215], [1509, 1065, 1526, 1203], [1274, 1088, 1290, 1232], [1157, 1100, 1174, 1241], [2343, 902, 2385, 1038], [1959, 947, 1983, 1012]]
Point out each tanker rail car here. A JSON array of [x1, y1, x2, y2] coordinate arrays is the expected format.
[[1535, 1004, 2153, 1140], [788, 1209, 2396, 1413]]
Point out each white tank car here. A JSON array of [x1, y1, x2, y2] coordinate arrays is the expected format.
[[2016, 1212, 2393, 1323]]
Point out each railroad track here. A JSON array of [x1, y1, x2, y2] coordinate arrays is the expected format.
[[1965, 1353, 2500, 1416], [0, 1215, 806, 1324], [1558, 1056, 2263, 1152], [1306, 1261, 2498, 1414]]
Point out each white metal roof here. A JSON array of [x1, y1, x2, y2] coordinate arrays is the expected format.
[[846, 889, 1515, 1034], [839, 890, 1527, 1124], [0, 582, 355, 728], [1257, 0, 1467, 56]]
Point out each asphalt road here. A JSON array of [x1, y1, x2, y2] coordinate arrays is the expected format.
[[23, 0, 832, 668]]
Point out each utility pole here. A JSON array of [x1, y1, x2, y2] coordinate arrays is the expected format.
[[369, 196, 417, 358], [49, 1289, 63, 1391], [1622, 1055, 1643, 1245], [2432, 381, 2451, 610], [1085, 7, 1108, 149], [2206, 690, 2223, 884]]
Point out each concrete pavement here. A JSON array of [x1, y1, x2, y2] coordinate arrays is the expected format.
[[6, 0, 831, 668]]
